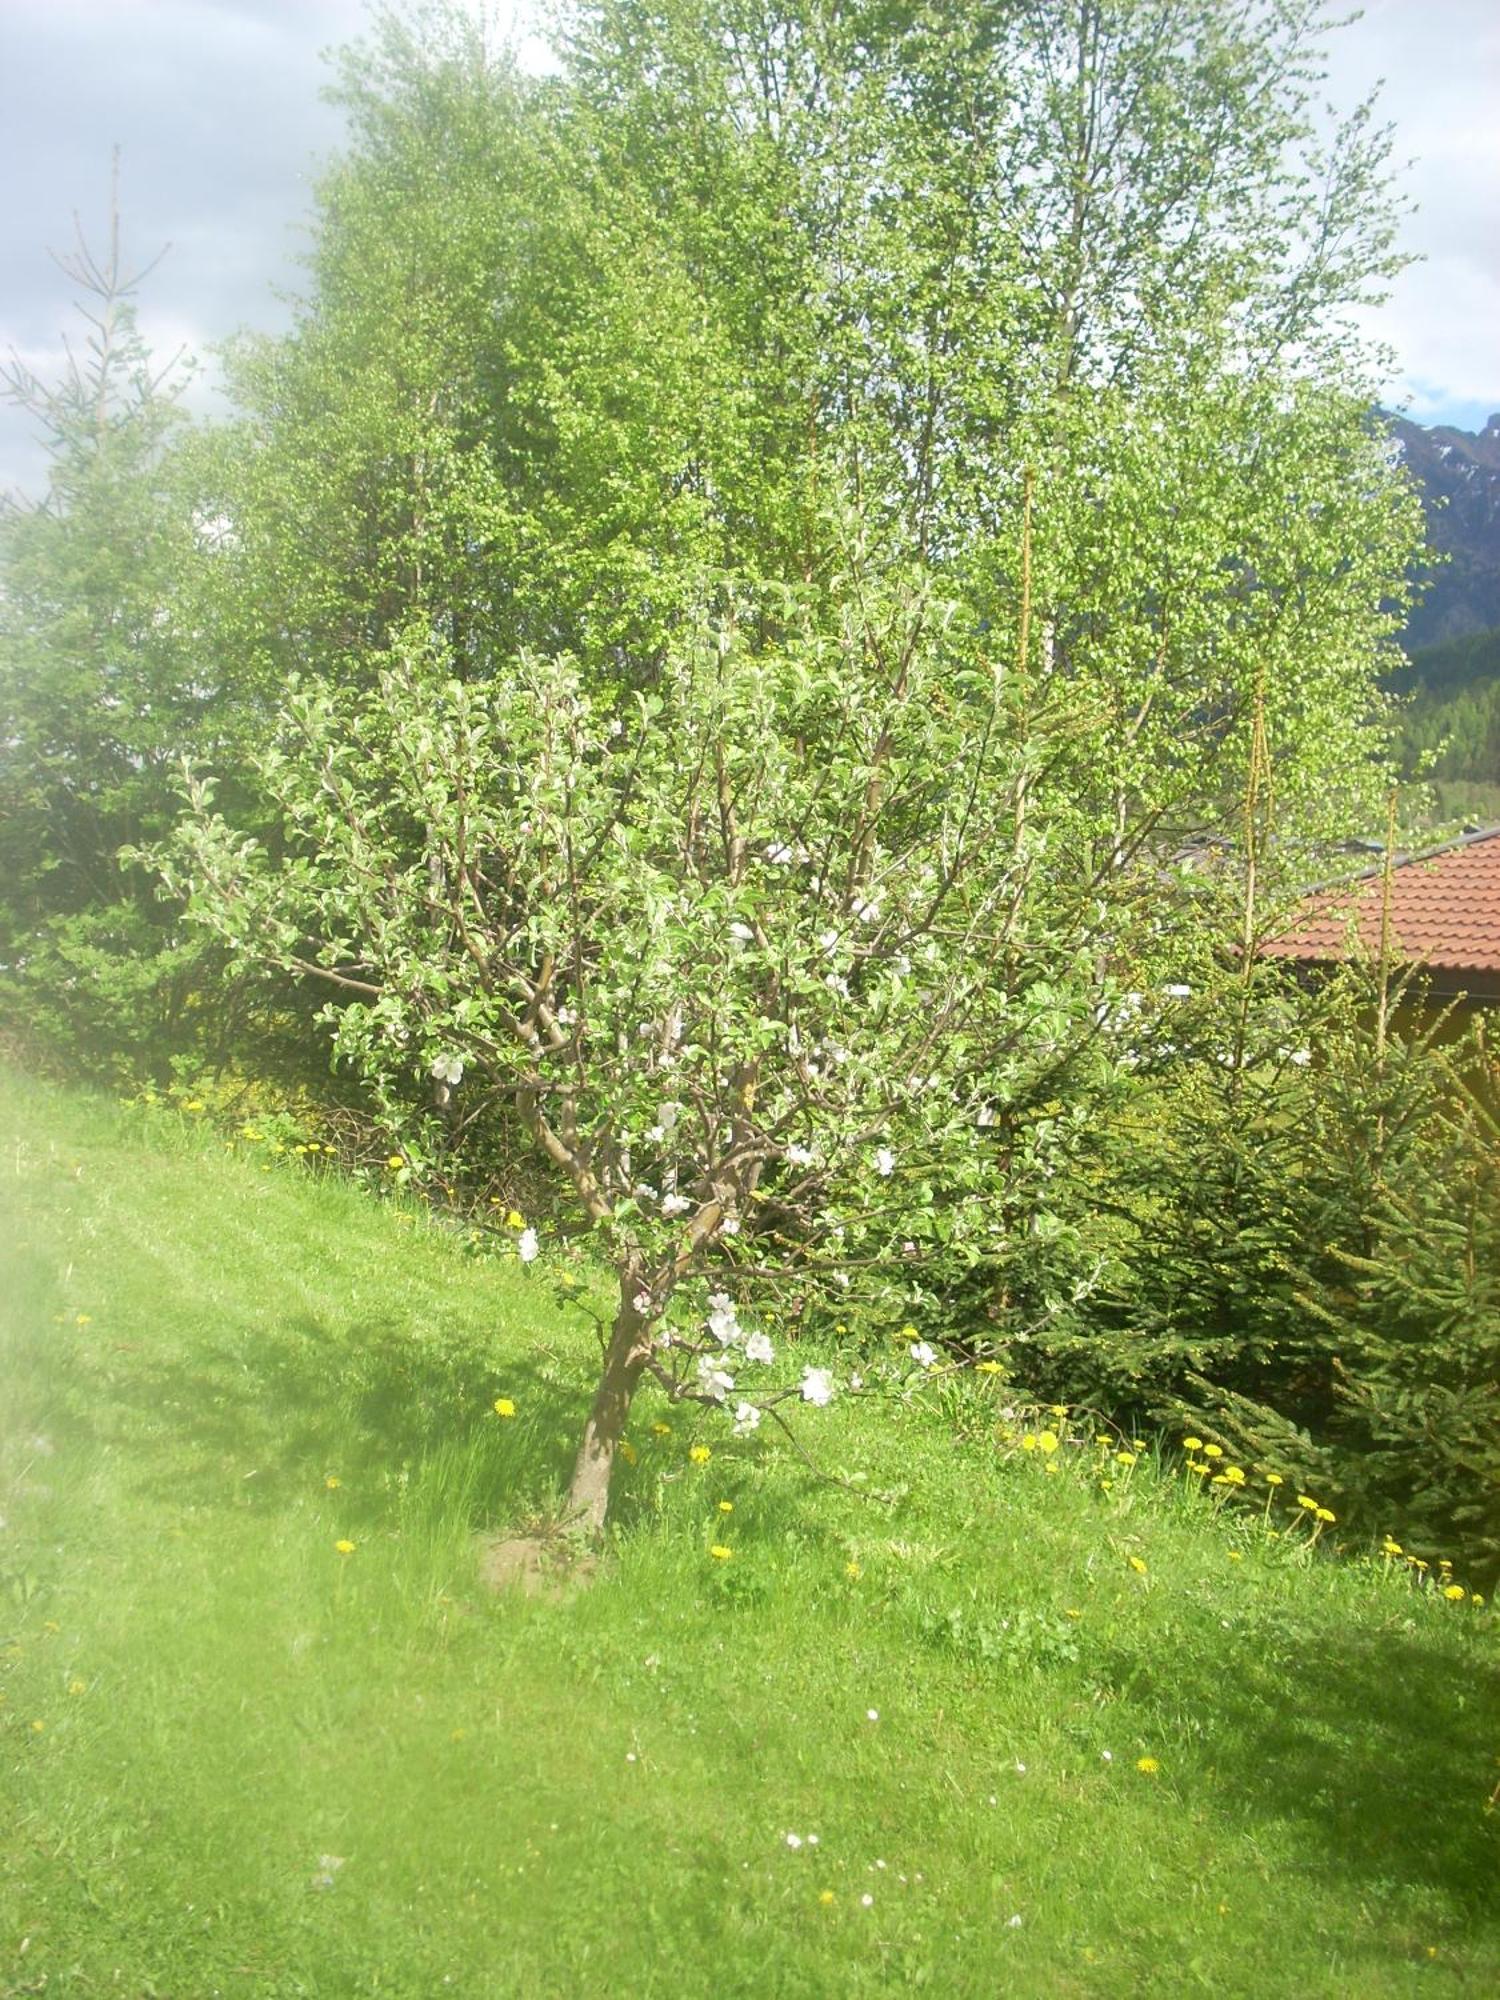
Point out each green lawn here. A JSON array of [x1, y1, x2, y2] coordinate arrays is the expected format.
[[2, 1069, 1496, 1996]]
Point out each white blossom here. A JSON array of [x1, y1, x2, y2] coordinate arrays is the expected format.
[[708, 1303, 741, 1346], [429, 1053, 464, 1086], [786, 1142, 815, 1168], [743, 1331, 774, 1366], [732, 1400, 762, 1436], [633, 1291, 654, 1315], [696, 1357, 735, 1402], [662, 1191, 692, 1217], [719, 1216, 741, 1237], [909, 1340, 937, 1369], [800, 1367, 835, 1407], [517, 1227, 539, 1263], [874, 1147, 896, 1177]]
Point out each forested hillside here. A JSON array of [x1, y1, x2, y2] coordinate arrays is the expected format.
[[1391, 421, 1500, 809]]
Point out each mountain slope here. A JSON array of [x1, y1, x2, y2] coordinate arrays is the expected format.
[[1391, 411, 1500, 650]]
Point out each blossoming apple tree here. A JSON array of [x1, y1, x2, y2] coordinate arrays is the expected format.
[[158, 550, 1116, 1532]]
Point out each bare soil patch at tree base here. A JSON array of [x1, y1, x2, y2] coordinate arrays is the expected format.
[[476, 1530, 598, 1598]]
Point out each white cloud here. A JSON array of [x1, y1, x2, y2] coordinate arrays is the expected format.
[[1322, 0, 1500, 424]]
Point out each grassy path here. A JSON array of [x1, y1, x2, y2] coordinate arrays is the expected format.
[[2, 1071, 1497, 1995]]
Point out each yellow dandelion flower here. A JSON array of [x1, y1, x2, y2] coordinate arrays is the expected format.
[[1221, 1466, 1246, 1485], [845, 1559, 862, 1580], [386, 1154, 405, 1170], [1116, 1450, 1138, 1467], [1315, 1507, 1336, 1524], [652, 1422, 673, 1437], [335, 1539, 356, 1555], [1128, 1555, 1148, 1574], [619, 1440, 638, 1465], [1037, 1431, 1060, 1455], [718, 1500, 733, 1513], [689, 1444, 712, 1466], [1021, 1434, 1038, 1452], [67, 1678, 87, 1695], [325, 1475, 341, 1490], [819, 1889, 836, 1907], [1472, 1594, 1485, 1606], [1136, 1756, 1160, 1775], [75, 1313, 92, 1327], [493, 1398, 516, 1418], [1201, 1443, 1223, 1460], [1049, 1404, 1069, 1419], [1382, 1539, 1403, 1556], [709, 1544, 733, 1561], [976, 1360, 1003, 1375], [1228, 1551, 1243, 1562], [506, 1209, 525, 1230], [900, 1325, 919, 1340], [1444, 1584, 1466, 1601], [1182, 1436, 1203, 1453], [1264, 1472, 1284, 1487], [31, 1719, 45, 1733], [1297, 1495, 1318, 1511]]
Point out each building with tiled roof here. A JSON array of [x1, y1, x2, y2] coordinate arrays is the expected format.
[[1262, 826, 1500, 1002]]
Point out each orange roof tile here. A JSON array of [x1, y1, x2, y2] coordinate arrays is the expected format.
[[1262, 827, 1500, 978]]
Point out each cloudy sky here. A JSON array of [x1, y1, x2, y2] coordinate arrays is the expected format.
[[1, 0, 1496, 498]]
